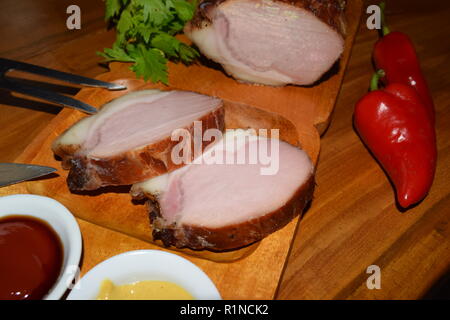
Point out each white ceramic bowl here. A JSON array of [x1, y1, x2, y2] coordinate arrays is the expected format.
[[67, 250, 221, 300], [0, 194, 82, 300]]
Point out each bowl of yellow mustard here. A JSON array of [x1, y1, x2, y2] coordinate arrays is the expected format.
[[66, 250, 221, 300]]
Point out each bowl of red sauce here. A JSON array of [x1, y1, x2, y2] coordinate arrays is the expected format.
[[0, 194, 82, 300]]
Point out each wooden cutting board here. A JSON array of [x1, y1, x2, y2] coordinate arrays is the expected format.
[[0, 0, 363, 299], [26, 93, 308, 262]]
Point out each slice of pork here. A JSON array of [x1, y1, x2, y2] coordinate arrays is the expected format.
[[132, 129, 315, 250], [52, 90, 224, 190], [185, 0, 346, 86]]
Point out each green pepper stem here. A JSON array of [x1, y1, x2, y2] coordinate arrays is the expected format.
[[370, 70, 386, 91], [379, 2, 391, 36]]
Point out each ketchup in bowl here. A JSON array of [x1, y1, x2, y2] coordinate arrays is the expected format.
[[0, 215, 63, 300]]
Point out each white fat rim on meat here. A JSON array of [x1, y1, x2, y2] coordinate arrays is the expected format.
[[55, 90, 163, 148]]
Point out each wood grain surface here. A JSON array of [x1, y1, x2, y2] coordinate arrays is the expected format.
[[0, 0, 449, 299]]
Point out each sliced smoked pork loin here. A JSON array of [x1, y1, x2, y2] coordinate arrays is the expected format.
[[185, 0, 346, 86], [132, 130, 315, 250], [52, 90, 224, 191]]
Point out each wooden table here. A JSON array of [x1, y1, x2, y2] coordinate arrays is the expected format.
[[1, 0, 449, 299]]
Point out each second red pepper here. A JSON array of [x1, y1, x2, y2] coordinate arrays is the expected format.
[[373, 3, 435, 124]]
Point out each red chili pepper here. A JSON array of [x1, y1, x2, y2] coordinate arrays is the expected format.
[[354, 71, 437, 208], [373, 3, 435, 124]]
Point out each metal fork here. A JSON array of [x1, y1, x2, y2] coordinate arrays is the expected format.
[[0, 58, 126, 114]]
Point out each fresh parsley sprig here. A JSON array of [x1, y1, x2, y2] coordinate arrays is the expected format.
[[98, 0, 199, 84]]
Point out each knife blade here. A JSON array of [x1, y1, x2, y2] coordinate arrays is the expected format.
[[0, 163, 56, 187]]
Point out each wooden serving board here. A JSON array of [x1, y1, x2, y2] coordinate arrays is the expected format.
[[0, 0, 362, 299]]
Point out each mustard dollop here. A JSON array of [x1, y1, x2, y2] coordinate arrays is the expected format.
[[96, 279, 194, 300]]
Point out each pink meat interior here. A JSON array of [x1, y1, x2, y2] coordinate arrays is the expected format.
[[85, 91, 222, 158], [215, 0, 344, 83], [159, 136, 313, 228]]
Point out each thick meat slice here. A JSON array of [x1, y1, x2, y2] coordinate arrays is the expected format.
[[132, 130, 315, 250], [185, 0, 346, 86], [52, 90, 224, 190]]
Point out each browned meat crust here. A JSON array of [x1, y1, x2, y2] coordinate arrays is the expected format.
[[140, 174, 314, 251], [53, 107, 225, 191], [189, 0, 347, 35]]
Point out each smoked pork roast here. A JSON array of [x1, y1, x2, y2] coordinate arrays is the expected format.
[[132, 129, 315, 250], [185, 0, 346, 86], [52, 90, 224, 190]]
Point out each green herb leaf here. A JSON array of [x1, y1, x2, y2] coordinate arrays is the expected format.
[[172, 0, 195, 22], [136, 0, 172, 26], [131, 45, 169, 84], [105, 0, 122, 21], [97, 42, 135, 62], [100, 0, 199, 84], [116, 8, 133, 40], [151, 33, 180, 58], [179, 43, 199, 63]]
